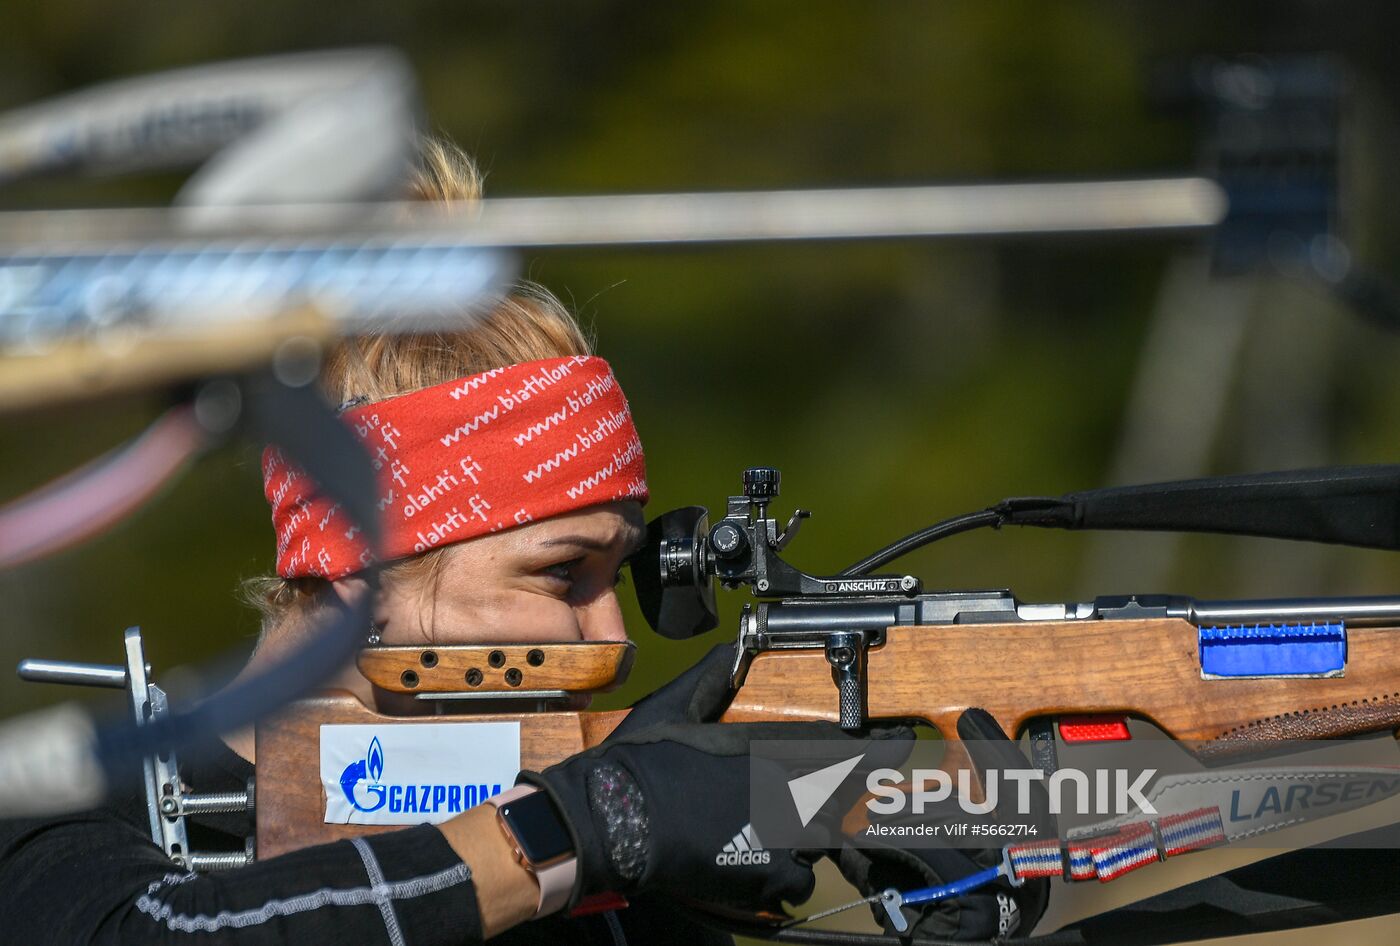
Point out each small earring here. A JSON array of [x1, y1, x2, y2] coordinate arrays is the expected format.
[[366, 623, 382, 646]]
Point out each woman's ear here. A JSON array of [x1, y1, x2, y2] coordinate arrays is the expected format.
[[330, 575, 374, 612]]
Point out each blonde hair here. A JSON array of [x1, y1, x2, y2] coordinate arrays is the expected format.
[[243, 136, 592, 631]]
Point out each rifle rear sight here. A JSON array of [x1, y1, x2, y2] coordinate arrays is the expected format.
[[631, 467, 924, 729], [632, 467, 923, 638]]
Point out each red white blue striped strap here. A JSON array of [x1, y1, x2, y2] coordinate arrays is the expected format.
[[1007, 807, 1226, 884]]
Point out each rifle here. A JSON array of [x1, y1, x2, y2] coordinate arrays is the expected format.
[[246, 465, 1400, 854], [21, 464, 1400, 937]]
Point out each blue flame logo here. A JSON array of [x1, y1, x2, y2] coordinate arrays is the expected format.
[[340, 736, 388, 813], [368, 737, 384, 782]]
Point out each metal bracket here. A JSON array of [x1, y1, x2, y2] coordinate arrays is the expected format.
[[878, 888, 910, 934], [709, 488, 920, 599], [775, 509, 810, 551], [734, 606, 877, 729], [18, 628, 253, 870]]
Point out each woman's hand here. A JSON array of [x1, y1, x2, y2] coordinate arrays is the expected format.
[[521, 644, 913, 911], [833, 709, 1052, 940]]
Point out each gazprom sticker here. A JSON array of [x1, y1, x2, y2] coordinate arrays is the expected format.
[[320, 722, 520, 825]]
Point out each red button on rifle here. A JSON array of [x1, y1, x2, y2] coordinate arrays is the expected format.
[[1058, 715, 1131, 742]]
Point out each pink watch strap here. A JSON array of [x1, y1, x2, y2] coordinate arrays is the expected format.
[[488, 785, 577, 917]]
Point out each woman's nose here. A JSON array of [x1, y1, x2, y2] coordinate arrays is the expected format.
[[576, 589, 629, 642]]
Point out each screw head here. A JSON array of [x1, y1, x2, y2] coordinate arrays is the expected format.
[[756, 578, 770, 592], [900, 576, 917, 592], [828, 646, 854, 666], [160, 797, 179, 815]]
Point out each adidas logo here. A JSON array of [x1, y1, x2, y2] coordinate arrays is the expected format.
[[997, 892, 1021, 936], [715, 823, 771, 866]]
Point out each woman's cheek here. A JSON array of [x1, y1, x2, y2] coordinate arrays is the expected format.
[[483, 598, 585, 643], [423, 587, 586, 644], [530, 601, 588, 641]]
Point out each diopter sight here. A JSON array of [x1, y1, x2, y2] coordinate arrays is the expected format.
[[629, 467, 921, 641]]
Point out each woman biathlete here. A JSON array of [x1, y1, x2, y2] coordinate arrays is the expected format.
[[0, 138, 915, 945]]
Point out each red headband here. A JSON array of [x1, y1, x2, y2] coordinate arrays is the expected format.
[[263, 355, 647, 579]]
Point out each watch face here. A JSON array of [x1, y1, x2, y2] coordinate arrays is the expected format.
[[500, 791, 574, 864]]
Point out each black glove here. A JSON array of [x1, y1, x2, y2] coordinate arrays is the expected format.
[[835, 709, 1051, 940], [521, 644, 913, 911], [606, 642, 739, 737]]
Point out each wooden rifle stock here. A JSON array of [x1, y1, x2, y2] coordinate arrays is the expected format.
[[256, 619, 1400, 859], [257, 642, 635, 859]]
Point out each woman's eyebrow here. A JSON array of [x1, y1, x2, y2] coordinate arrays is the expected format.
[[538, 534, 618, 553], [539, 531, 646, 557]]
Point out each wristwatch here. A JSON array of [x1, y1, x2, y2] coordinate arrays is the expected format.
[[487, 785, 577, 918]]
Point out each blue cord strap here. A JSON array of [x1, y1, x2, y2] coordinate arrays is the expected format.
[[899, 863, 1006, 906], [877, 858, 1016, 935]]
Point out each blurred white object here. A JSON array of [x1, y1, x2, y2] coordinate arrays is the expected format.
[[0, 47, 419, 207]]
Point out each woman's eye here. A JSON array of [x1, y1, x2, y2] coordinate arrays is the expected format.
[[537, 557, 627, 595], [541, 559, 580, 585]]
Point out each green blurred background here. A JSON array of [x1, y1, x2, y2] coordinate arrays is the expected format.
[[2, 1, 1399, 738], [5, 2, 1400, 941]]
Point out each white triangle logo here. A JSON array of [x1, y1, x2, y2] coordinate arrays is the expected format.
[[787, 753, 865, 827], [723, 824, 761, 853]]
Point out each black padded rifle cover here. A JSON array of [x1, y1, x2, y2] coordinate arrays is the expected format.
[[993, 465, 1400, 551]]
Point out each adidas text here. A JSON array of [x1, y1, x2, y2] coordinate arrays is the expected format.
[[717, 824, 770, 866]]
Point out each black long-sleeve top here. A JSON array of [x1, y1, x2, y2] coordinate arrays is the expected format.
[[0, 738, 728, 945]]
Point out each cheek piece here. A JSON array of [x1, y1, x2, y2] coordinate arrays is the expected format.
[[263, 355, 648, 580]]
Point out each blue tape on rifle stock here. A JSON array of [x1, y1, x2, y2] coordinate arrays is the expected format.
[[1198, 622, 1346, 678]]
